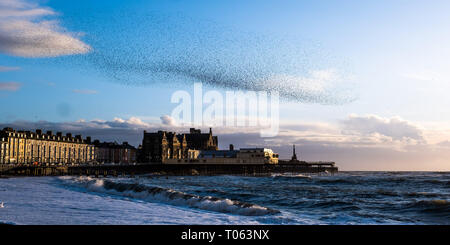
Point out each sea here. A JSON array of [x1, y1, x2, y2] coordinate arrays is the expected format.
[[0, 172, 449, 225]]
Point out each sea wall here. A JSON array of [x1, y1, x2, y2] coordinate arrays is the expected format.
[[0, 163, 338, 177]]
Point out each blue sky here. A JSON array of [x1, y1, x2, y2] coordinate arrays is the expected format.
[[1, 0, 450, 170]]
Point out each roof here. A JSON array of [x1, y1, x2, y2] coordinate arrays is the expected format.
[[0, 128, 91, 143], [94, 141, 136, 149]]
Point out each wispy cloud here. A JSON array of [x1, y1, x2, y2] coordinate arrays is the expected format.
[[0, 0, 91, 57], [72, 89, 97, 94], [0, 82, 21, 91], [0, 65, 20, 72]]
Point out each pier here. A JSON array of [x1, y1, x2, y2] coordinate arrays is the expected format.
[[0, 162, 337, 177]]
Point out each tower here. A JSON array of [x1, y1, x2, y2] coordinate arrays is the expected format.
[[291, 144, 298, 161]]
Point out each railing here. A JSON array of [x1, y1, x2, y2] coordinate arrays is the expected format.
[[1, 162, 338, 177]]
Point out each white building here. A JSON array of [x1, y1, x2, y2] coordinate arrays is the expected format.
[[165, 147, 279, 164]]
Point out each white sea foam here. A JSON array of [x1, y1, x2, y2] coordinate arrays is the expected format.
[[271, 173, 311, 179], [59, 176, 279, 216], [0, 220, 17, 225]]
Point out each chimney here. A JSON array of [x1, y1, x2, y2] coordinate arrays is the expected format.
[[56, 132, 62, 137], [229, 144, 234, 151], [75, 135, 82, 140], [46, 131, 53, 136], [66, 133, 72, 138], [86, 136, 91, 144], [36, 129, 42, 135]]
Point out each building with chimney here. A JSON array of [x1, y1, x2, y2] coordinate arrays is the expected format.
[[93, 141, 137, 164], [185, 128, 218, 151], [0, 127, 95, 165], [139, 128, 218, 163]]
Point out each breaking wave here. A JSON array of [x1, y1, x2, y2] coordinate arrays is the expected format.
[[59, 177, 279, 216], [271, 173, 311, 179], [0, 220, 17, 225]]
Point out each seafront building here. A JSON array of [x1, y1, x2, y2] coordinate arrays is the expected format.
[[139, 130, 186, 162], [0, 137, 7, 164], [93, 141, 137, 164], [139, 128, 279, 164], [0, 128, 95, 165], [165, 146, 279, 165], [184, 128, 218, 151], [139, 128, 218, 163], [0, 127, 280, 166]]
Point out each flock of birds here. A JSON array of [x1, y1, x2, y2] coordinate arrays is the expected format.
[[64, 12, 356, 105]]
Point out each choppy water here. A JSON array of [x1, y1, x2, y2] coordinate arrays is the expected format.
[[0, 172, 449, 224]]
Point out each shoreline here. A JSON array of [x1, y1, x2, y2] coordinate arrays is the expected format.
[[0, 163, 338, 177]]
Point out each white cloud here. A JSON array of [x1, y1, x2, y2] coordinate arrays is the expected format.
[[0, 0, 91, 57], [340, 114, 425, 142], [120, 117, 151, 128], [160, 115, 177, 126], [0, 82, 21, 91], [106, 117, 152, 129]]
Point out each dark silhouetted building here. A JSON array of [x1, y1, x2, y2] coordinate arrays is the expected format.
[[93, 140, 137, 164], [185, 128, 218, 151], [139, 128, 218, 163]]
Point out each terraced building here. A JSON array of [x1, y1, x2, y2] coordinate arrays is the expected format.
[[0, 128, 95, 165]]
